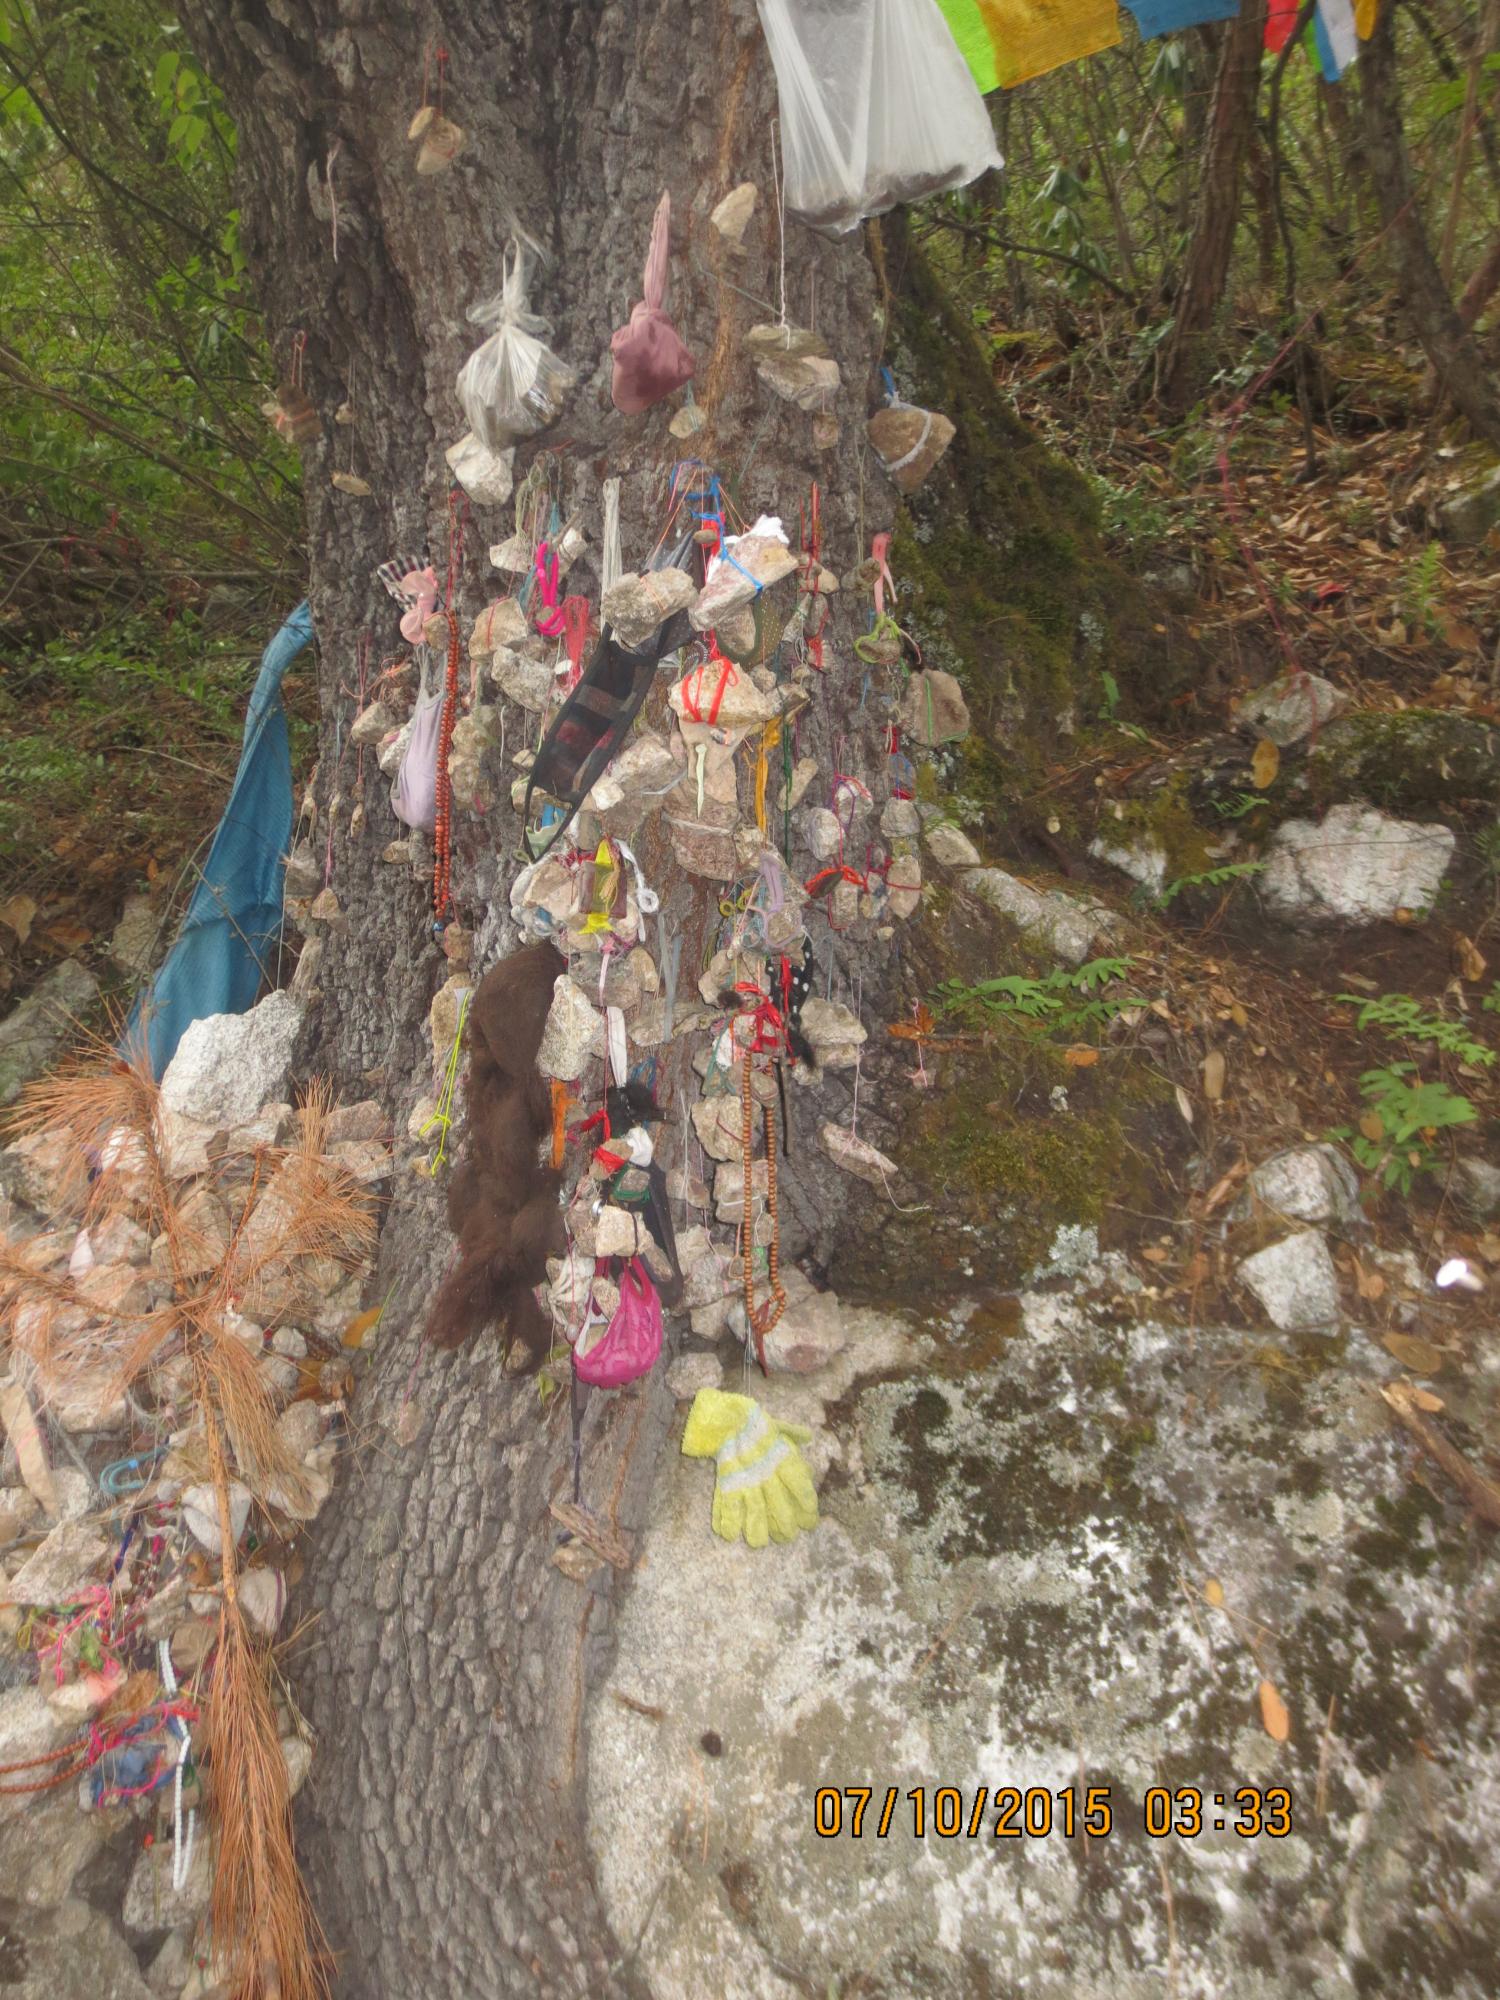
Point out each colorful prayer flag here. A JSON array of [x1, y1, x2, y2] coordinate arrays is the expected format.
[[935, 0, 1121, 92], [1265, 0, 1300, 54], [1124, 0, 1239, 38], [935, 0, 1003, 94], [1315, 0, 1358, 76]]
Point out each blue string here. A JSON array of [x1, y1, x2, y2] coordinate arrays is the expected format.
[[692, 475, 763, 596]]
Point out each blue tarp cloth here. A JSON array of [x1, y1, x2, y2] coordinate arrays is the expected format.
[[124, 602, 313, 1078], [1124, 0, 1238, 36]]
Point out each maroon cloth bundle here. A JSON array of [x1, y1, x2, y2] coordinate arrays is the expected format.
[[610, 191, 695, 415]]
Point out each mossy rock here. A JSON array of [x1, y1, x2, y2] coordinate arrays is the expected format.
[[1309, 708, 1500, 817]]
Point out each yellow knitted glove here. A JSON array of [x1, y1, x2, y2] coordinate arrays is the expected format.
[[681, 1388, 819, 1549]]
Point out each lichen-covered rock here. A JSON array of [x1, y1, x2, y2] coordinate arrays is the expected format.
[[489, 642, 555, 712], [588, 1281, 1500, 1997], [821, 1122, 897, 1185], [1236, 1145, 1362, 1227], [880, 797, 920, 841], [1237, 672, 1347, 746], [160, 990, 303, 1130], [1454, 1156, 1500, 1220], [0, 1898, 155, 1997], [799, 999, 866, 1070], [122, 1832, 212, 1934], [1, 1523, 108, 1609], [1088, 834, 1167, 895], [0, 961, 98, 1109], [1262, 804, 1454, 926], [962, 868, 1115, 968], [537, 977, 603, 1081], [899, 669, 969, 747], [1309, 708, 1500, 815], [746, 322, 840, 411], [1238, 1229, 1341, 1330], [602, 566, 696, 647], [924, 819, 982, 869], [885, 852, 922, 919], [0, 1786, 108, 1907]]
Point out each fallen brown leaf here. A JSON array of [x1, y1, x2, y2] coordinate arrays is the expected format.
[[342, 1305, 384, 1350], [1352, 1258, 1386, 1302], [1203, 1578, 1225, 1608], [0, 894, 37, 944], [1259, 1679, 1291, 1742], [1063, 1045, 1100, 1068], [1203, 1050, 1226, 1101], [1454, 933, 1488, 983], [1382, 1332, 1443, 1374], [1251, 739, 1281, 790]]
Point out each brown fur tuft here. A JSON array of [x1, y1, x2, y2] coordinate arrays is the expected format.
[[425, 943, 567, 1361]]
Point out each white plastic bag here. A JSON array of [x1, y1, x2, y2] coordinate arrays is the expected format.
[[756, 0, 1002, 235], [455, 241, 577, 451]]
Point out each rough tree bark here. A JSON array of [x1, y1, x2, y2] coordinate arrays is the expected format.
[[168, 3, 899, 1994], [1158, 0, 1270, 412], [1358, 2, 1500, 447]]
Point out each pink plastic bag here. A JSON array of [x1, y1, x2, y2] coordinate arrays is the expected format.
[[391, 675, 444, 832], [610, 192, 695, 415], [573, 1257, 662, 1387]]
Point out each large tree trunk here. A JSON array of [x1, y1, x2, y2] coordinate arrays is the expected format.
[[171, 4, 894, 1994], [1359, 0, 1500, 449], [173, 5, 1181, 1995], [1158, 0, 1269, 412]]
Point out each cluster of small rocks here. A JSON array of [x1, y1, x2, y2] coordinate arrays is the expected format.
[[0, 993, 389, 1999]]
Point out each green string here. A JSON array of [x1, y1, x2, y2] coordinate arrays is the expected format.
[[419, 988, 470, 1174]]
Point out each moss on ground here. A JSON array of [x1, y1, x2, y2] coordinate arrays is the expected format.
[[900, 1026, 1165, 1274], [1308, 708, 1500, 817], [1103, 769, 1218, 880]]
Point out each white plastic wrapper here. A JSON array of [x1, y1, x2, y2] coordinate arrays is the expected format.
[[455, 241, 576, 450], [756, 0, 1002, 235]]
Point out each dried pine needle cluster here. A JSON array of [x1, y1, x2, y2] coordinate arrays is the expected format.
[[1, 1038, 377, 2000]]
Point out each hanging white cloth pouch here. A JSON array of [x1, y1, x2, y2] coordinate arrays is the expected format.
[[755, 0, 1002, 236]]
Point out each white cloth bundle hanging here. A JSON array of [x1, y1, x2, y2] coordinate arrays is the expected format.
[[755, 0, 1002, 235]]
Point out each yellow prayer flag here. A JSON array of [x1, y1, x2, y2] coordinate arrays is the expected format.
[[986, 0, 1122, 88]]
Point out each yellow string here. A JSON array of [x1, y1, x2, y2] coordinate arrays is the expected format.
[[418, 989, 470, 1175], [754, 717, 782, 836]]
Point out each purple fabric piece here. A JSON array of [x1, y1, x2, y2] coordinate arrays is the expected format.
[[392, 686, 443, 832], [610, 191, 695, 415]]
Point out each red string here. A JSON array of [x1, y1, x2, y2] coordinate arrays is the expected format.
[[681, 648, 735, 725], [534, 543, 565, 636], [731, 981, 790, 1056]]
